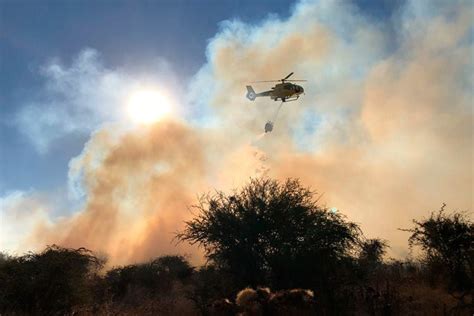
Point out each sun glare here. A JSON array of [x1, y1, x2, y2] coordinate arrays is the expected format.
[[127, 89, 172, 124]]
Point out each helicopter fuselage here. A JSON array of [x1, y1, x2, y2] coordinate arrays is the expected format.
[[270, 82, 304, 101], [246, 82, 304, 102]]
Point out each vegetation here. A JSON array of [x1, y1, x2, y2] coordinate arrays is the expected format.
[[0, 245, 104, 314], [0, 178, 472, 315], [178, 178, 361, 291], [402, 204, 473, 303]]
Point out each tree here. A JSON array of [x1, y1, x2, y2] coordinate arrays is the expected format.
[[101, 255, 195, 314], [355, 238, 389, 295], [0, 245, 104, 314], [358, 238, 388, 269], [178, 178, 361, 290], [104, 255, 194, 305], [402, 204, 473, 295]]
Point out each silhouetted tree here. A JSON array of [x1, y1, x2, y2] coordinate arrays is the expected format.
[[402, 204, 473, 296], [355, 238, 389, 286], [359, 239, 388, 265], [0, 245, 104, 314], [358, 238, 388, 277], [0, 252, 8, 265], [105, 255, 193, 305], [178, 178, 361, 292]]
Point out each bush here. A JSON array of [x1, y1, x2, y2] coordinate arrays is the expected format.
[[402, 204, 473, 295], [105, 255, 193, 305], [0, 245, 104, 314]]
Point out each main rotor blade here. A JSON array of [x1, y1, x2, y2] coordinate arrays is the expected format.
[[250, 80, 281, 83], [283, 72, 294, 80], [287, 80, 307, 82]]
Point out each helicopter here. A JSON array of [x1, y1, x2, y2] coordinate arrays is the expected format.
[[246, 72, 306, 102]]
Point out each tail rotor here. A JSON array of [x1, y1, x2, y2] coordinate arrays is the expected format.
[[246, 86, 257, 101]]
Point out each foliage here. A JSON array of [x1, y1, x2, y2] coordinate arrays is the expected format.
[[0, 180, 472, 314], [402, 204, 474, 294], [351, 238, 390, 291], [0, 245, 104, 314], [105, 255, 194, 304], [178, 178, 361, 290], [359, 238, 388, 264]]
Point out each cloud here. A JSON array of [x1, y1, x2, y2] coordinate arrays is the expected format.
[[6, 0, 472, 263], [15, 49, 181, 154], [0, 190, 53, 254]]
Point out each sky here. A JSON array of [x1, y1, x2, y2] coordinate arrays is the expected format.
[[0, 0, 472, 265], [1, 0, 299, 192]]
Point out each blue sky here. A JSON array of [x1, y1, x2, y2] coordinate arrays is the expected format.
[[0, 0, 401, 195]]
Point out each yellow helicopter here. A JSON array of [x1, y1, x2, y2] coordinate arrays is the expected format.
[[246, 72, 306, 102]]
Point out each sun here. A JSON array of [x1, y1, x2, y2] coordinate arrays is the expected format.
[[127, 89, 172, 124]]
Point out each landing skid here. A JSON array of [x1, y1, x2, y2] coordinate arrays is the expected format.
[[281, 96, 300, 102]]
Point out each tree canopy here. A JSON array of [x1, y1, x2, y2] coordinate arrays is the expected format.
[[403, 204, 474, 294], [0, 245, 104, 314], [178, 178, 361, 289], [105, 255, 194, 304]]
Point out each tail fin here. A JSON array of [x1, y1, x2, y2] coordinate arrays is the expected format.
[[246, 85, 257, 101]]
